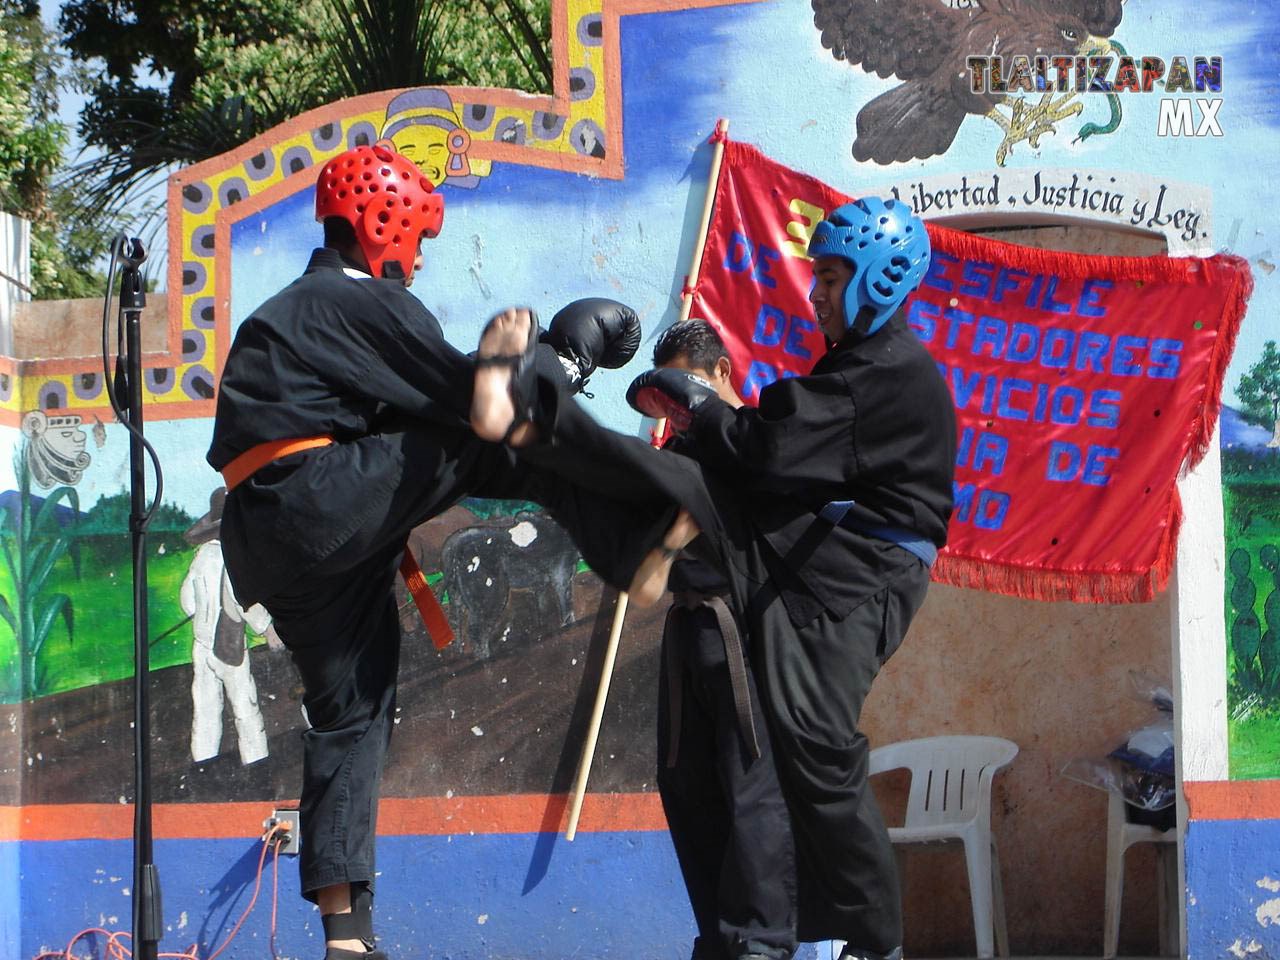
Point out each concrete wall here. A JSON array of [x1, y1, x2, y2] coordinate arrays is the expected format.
[[0, 212, 30, 356], [870, 585, 1173, 955]]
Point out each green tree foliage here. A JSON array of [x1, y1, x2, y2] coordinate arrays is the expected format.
[[452, 0, 553, 93], [0, 1, 104, 298], [0, 11, 62, 213], [77, 489, 195, 536], [186, 0, 552, 123], [58, 0, 551, 228], [1230, 544, 1280, 707], [1238, 341, 1280, 439]]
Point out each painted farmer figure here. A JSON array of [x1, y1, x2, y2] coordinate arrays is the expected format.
[[206, 141, 648, 960], [180, 486, 275, 765], [627, 199, 957, 960], [468, 198, 955, 960]]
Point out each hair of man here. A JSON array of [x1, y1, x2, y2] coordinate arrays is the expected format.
[[653, 318, 729, 371]]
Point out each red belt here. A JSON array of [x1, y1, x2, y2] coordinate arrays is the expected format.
[[221, 436, 454, 649]]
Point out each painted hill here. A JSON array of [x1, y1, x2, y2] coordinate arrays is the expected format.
[[1221, 405, 1275, 450], [0, 489, 82, 529]]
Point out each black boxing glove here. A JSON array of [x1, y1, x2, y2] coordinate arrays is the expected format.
[[626, 367, 719, 433], [541, 297, 642, 389]]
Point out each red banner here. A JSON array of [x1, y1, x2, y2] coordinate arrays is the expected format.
[[688, 136, 1252, 603]]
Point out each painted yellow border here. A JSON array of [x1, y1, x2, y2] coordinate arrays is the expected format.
[[0, 0, 755, 428]]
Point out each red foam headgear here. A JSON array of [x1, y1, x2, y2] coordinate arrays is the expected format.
[[315, 141, 445, 280]]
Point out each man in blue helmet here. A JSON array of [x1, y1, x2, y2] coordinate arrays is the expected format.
[[627, 197, 955, 960], [470, 198, 956, 960]]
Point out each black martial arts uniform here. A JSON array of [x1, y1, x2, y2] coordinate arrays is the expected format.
[[657, 554, 794, 960], [682, 315, 955, 957], [524, 312, 956, 958], [206, 249, 675, 904]]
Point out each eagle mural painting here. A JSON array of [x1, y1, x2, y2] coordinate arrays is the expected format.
[[812, 0, 1126, 165]]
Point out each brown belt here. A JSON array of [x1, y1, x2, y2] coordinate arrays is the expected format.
[[665, 591, 760, 767], [221, 435, 454, 649]]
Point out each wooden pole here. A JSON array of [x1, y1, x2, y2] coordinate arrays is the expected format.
[[563, 118, 730, 841], [563, 590, 629, 840], [678, 117, 730, 324]]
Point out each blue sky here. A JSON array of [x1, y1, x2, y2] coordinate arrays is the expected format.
[[38, 0, 171, 280]]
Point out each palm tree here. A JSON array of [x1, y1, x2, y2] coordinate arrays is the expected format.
[[61, 0, 551, 273]]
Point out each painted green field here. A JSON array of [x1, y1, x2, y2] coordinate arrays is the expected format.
[[0, 533, 463, 705], [0, 496, 563, 704], [1223, 469, 1280, 780], [0, 534, 202, 703]]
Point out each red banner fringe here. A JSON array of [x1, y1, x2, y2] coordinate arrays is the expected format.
[[934, 490, 1184, 604]]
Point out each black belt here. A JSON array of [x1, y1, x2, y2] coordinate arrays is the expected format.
[[665, 591, 761, 768]]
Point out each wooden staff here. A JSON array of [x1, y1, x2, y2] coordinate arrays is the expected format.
[[564, 118, 730, 841], [678, 117, 730, 324], [563, 590, 629, 840]]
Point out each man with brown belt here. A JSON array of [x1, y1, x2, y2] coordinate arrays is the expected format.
[[648, 320, 795, 960]]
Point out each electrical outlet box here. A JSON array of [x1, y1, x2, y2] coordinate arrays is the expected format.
[[264, 808, 301, 855]]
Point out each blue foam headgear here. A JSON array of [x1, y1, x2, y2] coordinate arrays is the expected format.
[[806, 198, 931, 336]]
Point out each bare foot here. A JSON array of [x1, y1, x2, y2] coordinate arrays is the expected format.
[[628, 509, 701, 608], [327, 937, 367, 954], [471, 307, 538, 445]]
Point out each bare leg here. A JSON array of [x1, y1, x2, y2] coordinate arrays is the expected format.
[[317, 883, 364, 953], [628, 509, 700, 608], [470, 307, 539, 446]]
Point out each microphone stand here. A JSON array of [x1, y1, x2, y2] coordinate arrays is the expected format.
[[115, 237, 163, 960]]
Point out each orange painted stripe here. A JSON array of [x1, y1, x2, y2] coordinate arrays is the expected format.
[[1, 793, 667, 842], [1185, 780, 1280, 821]]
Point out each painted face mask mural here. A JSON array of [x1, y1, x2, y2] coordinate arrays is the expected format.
[[20, 411, 91, 488], [381, 88, 489, 189]]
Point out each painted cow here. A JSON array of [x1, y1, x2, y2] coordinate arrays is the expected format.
[[439, 511, 579, 659]]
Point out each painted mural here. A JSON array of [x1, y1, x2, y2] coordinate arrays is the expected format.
[[3, 0, 1279, 958], [811, 0, 1130, 166], [1224, 341, 1280, 779]]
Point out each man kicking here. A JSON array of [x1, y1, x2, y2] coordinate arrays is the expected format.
[[208, 141, 647, 960]]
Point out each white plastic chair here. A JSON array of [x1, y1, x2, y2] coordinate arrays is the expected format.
[[1103, 790, 1178, 958], [868, 735, 1019, 959]]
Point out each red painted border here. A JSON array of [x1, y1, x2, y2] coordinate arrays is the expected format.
[[9, 781, 1269, 839], [1, 793, 666, 842], [1185, 780, 1280, 821]]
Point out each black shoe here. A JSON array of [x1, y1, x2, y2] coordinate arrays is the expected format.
[[839, 947, 902, 960]]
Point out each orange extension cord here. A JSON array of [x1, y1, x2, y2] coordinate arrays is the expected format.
[[33, 825, 288, 960]]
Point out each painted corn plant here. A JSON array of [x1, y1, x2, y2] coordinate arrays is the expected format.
[[0, 440, 80, 697]]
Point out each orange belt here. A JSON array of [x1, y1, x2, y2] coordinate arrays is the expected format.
[[221, 435, 455, 649]]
